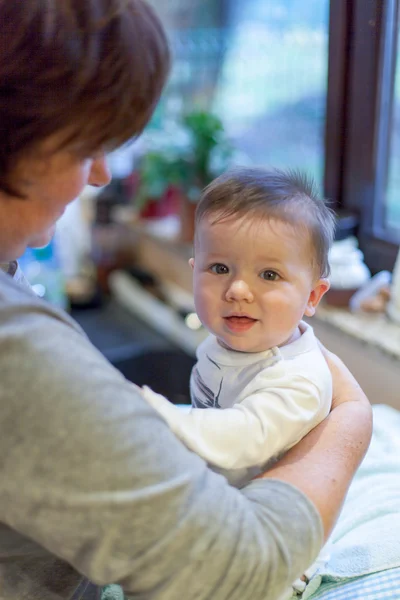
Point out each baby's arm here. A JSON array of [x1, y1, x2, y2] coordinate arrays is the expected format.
[[142, 375, 330, 471]]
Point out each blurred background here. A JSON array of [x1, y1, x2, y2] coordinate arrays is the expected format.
[[19, 0, 400, 407], [28, 0, 400, 298], [149, 0, 329, 184]]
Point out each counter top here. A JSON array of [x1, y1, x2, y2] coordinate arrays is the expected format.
[[315, 304, 400, 361]]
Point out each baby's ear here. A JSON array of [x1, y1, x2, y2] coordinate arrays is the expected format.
[[304, 278, 330, 317], [189, 258, 195, 270]]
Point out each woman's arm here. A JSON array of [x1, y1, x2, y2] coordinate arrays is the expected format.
[[260, 346, 372, 541], [0, 296, 324, 600]]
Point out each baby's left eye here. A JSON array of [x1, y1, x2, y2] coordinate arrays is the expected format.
[[260, 270, 280, 281], [209, 263, 229, 275]]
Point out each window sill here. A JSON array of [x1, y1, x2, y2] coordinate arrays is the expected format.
[[315, 303, 400, 361], [127, 222, 400, 362]]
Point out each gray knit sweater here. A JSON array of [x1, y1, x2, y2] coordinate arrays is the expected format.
[[0, 270, 322, 599]]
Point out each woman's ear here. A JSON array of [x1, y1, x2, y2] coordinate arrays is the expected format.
[[189, 258, 194, 270], [304, 278, 330, 317]]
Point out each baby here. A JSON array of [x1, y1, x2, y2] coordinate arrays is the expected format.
[[143, 167, 335, 488]]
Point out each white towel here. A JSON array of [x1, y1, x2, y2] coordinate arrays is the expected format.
[[301, 403, 400, 599]]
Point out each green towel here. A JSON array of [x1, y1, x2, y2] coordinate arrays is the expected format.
[[101, 584, 124, 600]]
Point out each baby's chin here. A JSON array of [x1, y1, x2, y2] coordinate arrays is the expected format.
[[218, 327, 302, 353], [217, 337, 263, 353]]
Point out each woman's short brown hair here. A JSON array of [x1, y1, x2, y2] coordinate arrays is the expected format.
[[0, 0, 170, 195]]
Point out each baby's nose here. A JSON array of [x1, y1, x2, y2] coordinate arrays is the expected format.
[[226, 279, 254, 302]]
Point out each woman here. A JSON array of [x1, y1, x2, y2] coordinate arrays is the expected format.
[[0, 1, 371, 599]]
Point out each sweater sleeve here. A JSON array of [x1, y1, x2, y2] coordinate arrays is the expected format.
[[142, 372, 329, 470], [0, 291, 323, 600]]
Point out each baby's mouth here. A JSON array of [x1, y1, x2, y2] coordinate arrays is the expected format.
[[224, 316, 258, 331]]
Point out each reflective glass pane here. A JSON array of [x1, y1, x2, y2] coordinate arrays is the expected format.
[[386, 11, 400, 229], [213, 0, 330, 186], [149, 0, 330, 188]]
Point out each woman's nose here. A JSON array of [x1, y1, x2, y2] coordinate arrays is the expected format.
[[88, 154, 112, 188], [225, 279, 254, 303]]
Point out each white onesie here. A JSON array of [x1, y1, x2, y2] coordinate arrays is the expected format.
[[144, 321, 332, 487]]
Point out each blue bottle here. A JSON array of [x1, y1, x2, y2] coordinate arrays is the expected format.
[[23, 240, 68, 310]]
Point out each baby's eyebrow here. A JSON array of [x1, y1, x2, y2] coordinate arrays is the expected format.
[[201, 251, 225, 259], [258, 258, 285, 265]]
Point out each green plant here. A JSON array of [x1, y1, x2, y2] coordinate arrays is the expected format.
[[135, 151, 181, 210], [177, 110, 232, 201], [135, 110, 232, 210]]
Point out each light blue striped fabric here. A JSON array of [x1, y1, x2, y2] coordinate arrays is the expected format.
[[309, 567, 400, 599], [300, 404, 400, 600]]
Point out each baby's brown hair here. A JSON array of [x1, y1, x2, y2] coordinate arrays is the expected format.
[[195, 167, 336, 278]]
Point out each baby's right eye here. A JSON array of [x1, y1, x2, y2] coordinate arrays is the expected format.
[[210, 263, 229, 275]]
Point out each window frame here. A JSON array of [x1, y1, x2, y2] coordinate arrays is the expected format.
[[325, 0, 400, 273]]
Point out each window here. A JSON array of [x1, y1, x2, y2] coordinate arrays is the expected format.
[[154, 0, 330, 189], [212, 0, 330, 187], [327, 0, 399, 272], [147, 0, 400, 272]]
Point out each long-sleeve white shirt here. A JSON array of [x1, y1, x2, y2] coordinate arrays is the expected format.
[[143, 321, 332, 486]]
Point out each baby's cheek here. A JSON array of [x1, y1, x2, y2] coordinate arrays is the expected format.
[[193, 288, 206, 315], [195, 291, 216, 326], [266, 290, 301, 318], [196, 296, 211, 323]]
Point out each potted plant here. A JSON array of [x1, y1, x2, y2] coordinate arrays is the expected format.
[[134, 110, 232, 240], [133, 150, 181, 219], [175, 111, 232, 241]]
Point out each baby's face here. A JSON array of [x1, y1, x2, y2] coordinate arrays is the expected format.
[[190, 214, 329, 353]]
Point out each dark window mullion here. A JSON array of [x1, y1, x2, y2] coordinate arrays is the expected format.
[[342, 0, 383, 214], [370, 0, 398, 239], [338, 0, 399, 272], [324, 0, 352, 209]]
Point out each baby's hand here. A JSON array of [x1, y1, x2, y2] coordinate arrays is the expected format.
[[141, 385, 171, 409], [142, 385, 166, 400], [141, 386, 192, 415], [130, 382, 165, 404]]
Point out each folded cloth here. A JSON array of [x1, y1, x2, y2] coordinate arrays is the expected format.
[[309, 567, 400, 600], [301, 404, 400, 599], [101, 585, 124, 600]]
